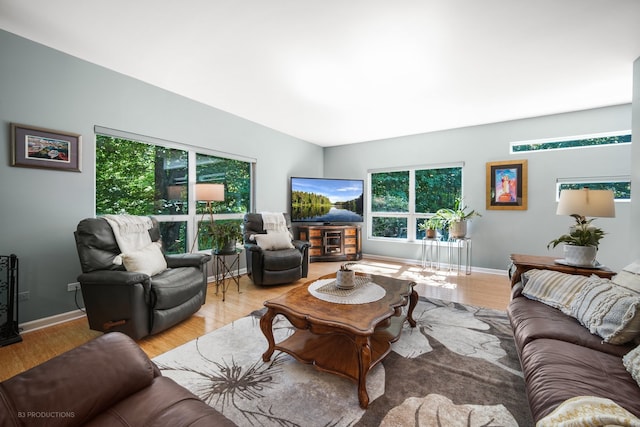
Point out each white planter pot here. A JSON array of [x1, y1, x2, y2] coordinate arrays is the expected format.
[[449, 220, 467, 239], [563, 245, 597, 267], [336, 270, 355, 289]]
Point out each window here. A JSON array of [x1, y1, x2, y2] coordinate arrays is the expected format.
[[369, 164, 462, 241], [95, 131, 254, 254], [556, 177, 631, 202], [510, 131, 631, 153]]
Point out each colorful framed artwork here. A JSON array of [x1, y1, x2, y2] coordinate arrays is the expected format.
[[486, 159, 528, 210], [11, 123, 82, 172]]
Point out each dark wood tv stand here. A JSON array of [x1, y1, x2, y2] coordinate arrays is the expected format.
[[297, 224, 362, 262]]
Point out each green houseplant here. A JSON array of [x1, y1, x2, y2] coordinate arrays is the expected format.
[[208, 221, 242, 255], [434, 198, 481, 238], [547, 214, 606, 266], [419, 216, 445, 239]]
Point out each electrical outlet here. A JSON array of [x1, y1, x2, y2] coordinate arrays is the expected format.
[[18, 291, 29, 301], [67, 282, 81, 292]]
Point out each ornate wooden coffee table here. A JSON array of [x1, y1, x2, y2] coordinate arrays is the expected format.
[[260, 272, 418, 409]]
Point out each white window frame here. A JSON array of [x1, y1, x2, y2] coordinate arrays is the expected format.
[[510, 130, 631, 154], [368, 162, 464, 243], [94, 126, 256, 253]]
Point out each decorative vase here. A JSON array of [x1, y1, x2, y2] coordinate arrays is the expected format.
[[563, 245, 597, 266], [336, 269, 355, 289], [449, 220, 467, 239]]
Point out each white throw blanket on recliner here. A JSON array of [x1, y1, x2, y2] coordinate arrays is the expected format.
[[261, 212, 288, 233], [103, 214, 153, 264]]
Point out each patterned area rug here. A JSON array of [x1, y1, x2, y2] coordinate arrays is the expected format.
[[153, 296, 533, 426]]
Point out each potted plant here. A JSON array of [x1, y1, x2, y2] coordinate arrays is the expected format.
[[419, 216, 445, 239], [208, 221, 243, 255], [434, 197, 481, 239], [336, 262, 357, 289], [547, 214, 606, 266]]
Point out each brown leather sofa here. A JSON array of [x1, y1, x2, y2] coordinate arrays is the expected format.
[[508, 275, 640, 423], [0, 332, 235, 426]]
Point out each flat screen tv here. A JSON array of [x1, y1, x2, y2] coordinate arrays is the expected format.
[[290, 177, 364, 223]]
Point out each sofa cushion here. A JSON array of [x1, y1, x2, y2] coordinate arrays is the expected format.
[[151, 267, 203, 310], [520, 338, 640, 422], [262, 248, 303, 271], [122, 242, 167, 276], [614, 260, 640, 293], [508, 296, 633, 357], [570, 277, 640, 344], [624, 345, 640, 389], [521, 269, 593, 315]]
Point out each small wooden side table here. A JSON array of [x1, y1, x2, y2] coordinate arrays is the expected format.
[[509, 253, 615, 287]]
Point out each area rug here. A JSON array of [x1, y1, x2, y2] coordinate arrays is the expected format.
[[153, 296, 533, 426]]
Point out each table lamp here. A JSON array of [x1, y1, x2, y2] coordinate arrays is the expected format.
[[552, 188, 615, 266], [556, 188, 615, 222]]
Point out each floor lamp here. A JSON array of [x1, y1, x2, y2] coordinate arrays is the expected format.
[[191, 183, 225, 252]]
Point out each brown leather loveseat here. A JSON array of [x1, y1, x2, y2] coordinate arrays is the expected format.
[[0, 332, 235, 426]]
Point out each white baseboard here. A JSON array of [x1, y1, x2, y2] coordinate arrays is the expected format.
[[362, 253, 507, 276], [207, 267, 248, 283], [20, 309, 87, 334]]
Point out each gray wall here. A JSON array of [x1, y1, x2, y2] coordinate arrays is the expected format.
[[632, 56, 640, 261], [0, 30, 323, 323], [324, 105, 634, 272]]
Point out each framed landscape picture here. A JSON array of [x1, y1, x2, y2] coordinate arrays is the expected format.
[[11, 123, 82, 172], [486, 160, 527, 210]]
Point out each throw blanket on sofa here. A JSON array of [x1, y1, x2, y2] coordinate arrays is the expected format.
[[103, 215, 153, 264], [261, 212, 287, 232]]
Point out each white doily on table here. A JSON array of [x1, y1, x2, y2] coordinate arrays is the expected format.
[[308, 278, 386, 304]]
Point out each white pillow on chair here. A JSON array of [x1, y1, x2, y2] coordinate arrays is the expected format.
[[121, 242, 167, 276], [252, 231, 294, 250]]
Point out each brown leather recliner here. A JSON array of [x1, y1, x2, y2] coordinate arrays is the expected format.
[[74, 217, 211, 340], [243, 213, 310, 285]]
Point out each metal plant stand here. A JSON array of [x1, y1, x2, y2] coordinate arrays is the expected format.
[[0, 254, 22, 346]]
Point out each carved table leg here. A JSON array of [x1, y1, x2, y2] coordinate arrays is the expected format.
[[356, 336, 372, 409], [260, 308, 277, 362], [407, 289, 418, 327]]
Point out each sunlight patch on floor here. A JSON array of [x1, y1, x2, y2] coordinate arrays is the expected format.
[[352, 260, 401, 273], [355, 260, 458, 290]]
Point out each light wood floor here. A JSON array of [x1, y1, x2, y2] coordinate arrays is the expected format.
[[0, 258, 511, 382]]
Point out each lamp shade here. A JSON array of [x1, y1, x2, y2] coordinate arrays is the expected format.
[[556, 188, 615, 218], [195, 183, 225, 202]]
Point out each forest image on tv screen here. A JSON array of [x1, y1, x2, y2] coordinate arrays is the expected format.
[[291, 178, 364, 222]]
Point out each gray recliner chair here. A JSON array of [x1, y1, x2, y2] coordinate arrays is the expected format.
[[243, 213, 310, 286], [74, 217, 211, 340]]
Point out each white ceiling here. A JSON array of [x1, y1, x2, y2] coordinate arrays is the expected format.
[[1, 1, 640, 147]]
